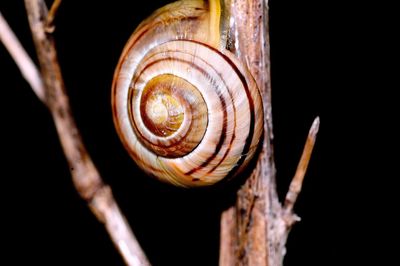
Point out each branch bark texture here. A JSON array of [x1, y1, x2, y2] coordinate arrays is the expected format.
[[220, 1, 319, 265], [220, 1, 277, 265], [2, 1, 320, 265], [21, 1, 150, 265]]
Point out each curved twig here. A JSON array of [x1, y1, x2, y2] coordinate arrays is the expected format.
[[1, 1, 150, 265]]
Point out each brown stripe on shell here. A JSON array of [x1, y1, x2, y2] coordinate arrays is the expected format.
[[114, 42, 259, 185], [124, 16, 200, 57], [127, 52, 233, 174], [187, 40, 257, 178], [185, 78, 228, 175], [218, 53, 257, 178], [111, 1, 263, 186], [127, 60, 208, 155], [127, 42, 241, 177], [112, 9, 203, 109]]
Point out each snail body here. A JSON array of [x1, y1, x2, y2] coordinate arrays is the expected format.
[[112, 0, 263, 187]]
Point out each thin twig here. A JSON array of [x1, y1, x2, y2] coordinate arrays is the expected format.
[[2, 0, 151, 265], [45, 0, 62, 33], [284, 117, 320, 215], [0, 11, 45, 102]]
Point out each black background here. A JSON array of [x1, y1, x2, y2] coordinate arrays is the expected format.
[[1, 0, 380, 265]]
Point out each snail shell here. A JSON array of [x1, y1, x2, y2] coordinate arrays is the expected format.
[[112, 0, 263, 187]]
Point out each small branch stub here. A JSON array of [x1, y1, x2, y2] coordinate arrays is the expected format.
[[2, 1, 321, 265], [284, 116, 320, 218], [45, 0, 62, 33], [220, 1, 319, 265]]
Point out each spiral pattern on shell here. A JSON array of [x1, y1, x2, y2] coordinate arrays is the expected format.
[[112, 0, 263, 187]]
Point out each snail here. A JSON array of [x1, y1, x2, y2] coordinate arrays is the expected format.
[[112, 0, 263, 187]]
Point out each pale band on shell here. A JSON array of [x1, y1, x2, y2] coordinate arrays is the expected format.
[[112, 0, 263, 187]]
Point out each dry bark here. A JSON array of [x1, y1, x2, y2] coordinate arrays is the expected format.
[[220, 1, 319, 265], [1, 0, 319, 265], [2, 1, 151, 265]]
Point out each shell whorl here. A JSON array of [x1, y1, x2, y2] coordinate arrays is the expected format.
[[112, 0, 263, 187]]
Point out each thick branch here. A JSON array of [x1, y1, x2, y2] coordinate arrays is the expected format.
[[220, 0, 275, 265], [220, 1, 319, 265], [14, 1, 150, 265]]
